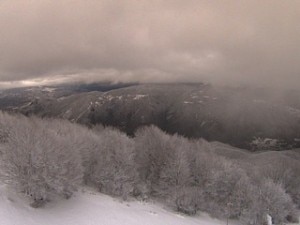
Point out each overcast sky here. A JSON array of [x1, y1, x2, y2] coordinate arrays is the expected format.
[[0, 0, 299, 89]]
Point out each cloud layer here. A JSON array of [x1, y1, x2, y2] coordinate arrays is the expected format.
[[0, 0, 299, 88]]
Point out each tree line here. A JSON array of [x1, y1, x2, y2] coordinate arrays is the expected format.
[[0, 112, 298, 225]]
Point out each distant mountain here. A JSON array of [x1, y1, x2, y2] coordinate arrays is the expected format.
[[0, 82, 137, 111], [1, 83, 300, 150]]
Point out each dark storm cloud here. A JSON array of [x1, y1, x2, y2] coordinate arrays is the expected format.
[[0, 0, 299, 88]]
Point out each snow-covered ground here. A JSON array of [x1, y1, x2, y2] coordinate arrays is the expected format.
[[0, 186, 237, 225], [1, 185, 299, 225]]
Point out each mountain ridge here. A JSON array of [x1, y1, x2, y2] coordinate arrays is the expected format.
[[1, 83, 300, 150]]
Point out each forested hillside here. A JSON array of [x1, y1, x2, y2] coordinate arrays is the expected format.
[[1, 83, 300, 150]]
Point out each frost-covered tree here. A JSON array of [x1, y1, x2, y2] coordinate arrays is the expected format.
[[0, 112, 24, 144], [257, 157, 300, 208], [243, 179, 298, 225], [41, 118, 102, 185], [167, 139, 214, 215], [157, 135, 193, 211], [0, 115, 83, 207], [188, 139, 215, 188], [173, 186, 201, 215], [134, 125, 172, 195], [203, 158, 246, 219], [158, 135, 191, 194], [89, 128, 137, 199]]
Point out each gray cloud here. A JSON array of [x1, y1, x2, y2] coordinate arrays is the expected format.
[[0, 0, 299, 88]]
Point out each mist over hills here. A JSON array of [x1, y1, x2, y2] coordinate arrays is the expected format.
[[0, 82, 300, 150]]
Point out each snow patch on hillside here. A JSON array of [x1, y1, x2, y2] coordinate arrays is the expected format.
[[286, 106, 300, 118], [133, 94, 147, 100], [43, 88, 57, 93]]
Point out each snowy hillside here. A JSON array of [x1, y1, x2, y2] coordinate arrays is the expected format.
[[0, 186, 237, 225]]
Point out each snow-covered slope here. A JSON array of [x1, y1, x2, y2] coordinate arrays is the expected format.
[[0, 186, 237, 225]]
